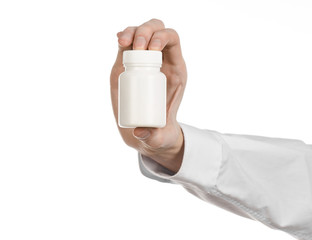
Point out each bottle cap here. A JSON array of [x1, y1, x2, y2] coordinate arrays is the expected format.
[[123, 50, 162, 65]]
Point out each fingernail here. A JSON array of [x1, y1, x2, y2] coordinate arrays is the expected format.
[[133, 129, 150, 139], [149, 39, 162, 50], [134, 36, 146, 49]]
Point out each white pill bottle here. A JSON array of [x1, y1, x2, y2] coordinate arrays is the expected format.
[[118, 50, 166, 128]]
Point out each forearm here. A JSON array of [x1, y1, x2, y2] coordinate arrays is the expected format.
[[138, 122, 312, 240]]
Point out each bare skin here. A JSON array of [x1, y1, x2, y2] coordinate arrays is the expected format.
[[110, 19, 187, 173]]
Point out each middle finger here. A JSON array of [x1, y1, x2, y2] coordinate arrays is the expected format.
[[133, 19, 166, 50]]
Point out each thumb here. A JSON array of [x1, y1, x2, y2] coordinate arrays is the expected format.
[[133, 127, 151, 140]]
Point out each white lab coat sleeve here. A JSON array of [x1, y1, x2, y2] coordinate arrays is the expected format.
[[138, 122, 312, 240]]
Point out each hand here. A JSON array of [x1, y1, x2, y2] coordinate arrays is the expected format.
[[110, 19, 187, 173]]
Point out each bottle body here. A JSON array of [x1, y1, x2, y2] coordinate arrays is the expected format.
[[118, 67, 166, 128]]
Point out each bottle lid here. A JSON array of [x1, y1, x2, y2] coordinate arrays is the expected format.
[[123, 50, 162, 65]]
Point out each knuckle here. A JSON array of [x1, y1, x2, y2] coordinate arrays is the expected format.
[[166, 28, 179, 38], [135, 26, 153, 36], [153, 29, 168, 39], [124, 26, 136, 32], [149, 18, 165, 27]]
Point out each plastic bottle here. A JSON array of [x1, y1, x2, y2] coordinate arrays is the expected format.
[[118, 50, 166, 128]]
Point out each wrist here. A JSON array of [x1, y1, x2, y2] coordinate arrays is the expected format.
[[144, 125, 184, 173]]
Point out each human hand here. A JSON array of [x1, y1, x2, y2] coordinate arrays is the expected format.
[[110, 19, 187, 173]]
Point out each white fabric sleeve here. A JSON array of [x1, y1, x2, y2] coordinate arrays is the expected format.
[[138, 122, 312, 240]]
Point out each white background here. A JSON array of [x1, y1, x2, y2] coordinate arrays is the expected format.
[[0, 0, 311, 239]]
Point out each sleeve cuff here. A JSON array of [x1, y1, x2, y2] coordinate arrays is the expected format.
[[139, 122, 224, 190]]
